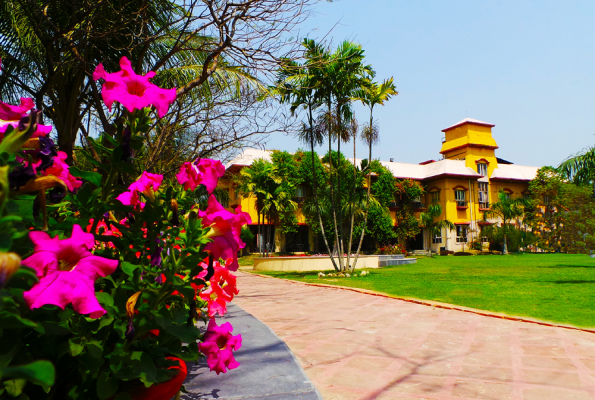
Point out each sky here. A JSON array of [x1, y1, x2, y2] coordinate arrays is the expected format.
[[264, 0, 595, 167]]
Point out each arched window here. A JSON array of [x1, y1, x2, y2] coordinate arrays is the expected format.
[[475, 159, 490, 176]]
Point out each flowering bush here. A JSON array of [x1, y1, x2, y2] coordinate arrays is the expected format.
[[0, 57, 250, 399], [375, 243, 406, 255]]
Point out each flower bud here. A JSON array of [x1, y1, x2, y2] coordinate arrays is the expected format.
[[0, 252, 21, 288]]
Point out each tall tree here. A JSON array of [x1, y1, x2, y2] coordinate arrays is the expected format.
[[0, 0, 316, 163], [274, 39, 339, 269]]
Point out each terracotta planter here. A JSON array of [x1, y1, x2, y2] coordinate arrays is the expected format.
[[127, 357, 187, 400]]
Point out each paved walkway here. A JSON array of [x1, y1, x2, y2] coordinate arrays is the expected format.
[[182, 303, 322, 399], [232, 272, 595, 400]]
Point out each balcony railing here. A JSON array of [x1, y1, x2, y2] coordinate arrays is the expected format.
[[456, 200, 468, 208]]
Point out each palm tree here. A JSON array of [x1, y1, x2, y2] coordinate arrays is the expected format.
[[273, 39, 340, 270], [350, 79, 397, 271], [483, 191, 527, 254], [420, 204, 455, 256], [558, 147, 595, 198]]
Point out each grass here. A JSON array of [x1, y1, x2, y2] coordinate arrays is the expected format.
[[249, 254, 595, 328]]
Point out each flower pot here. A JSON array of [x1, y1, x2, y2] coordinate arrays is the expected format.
[[127, 357, 187, 400]]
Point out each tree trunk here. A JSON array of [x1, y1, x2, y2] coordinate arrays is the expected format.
[[346, 125, 357, 271], [309, 102, 338, 271], [352, 108, 374, 272], [327, 101, 343, 271]]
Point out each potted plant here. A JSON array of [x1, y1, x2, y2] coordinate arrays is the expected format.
[[0, 57, 248, 399]]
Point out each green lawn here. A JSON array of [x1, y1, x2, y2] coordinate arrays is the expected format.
[[250, 254, 595, 328]]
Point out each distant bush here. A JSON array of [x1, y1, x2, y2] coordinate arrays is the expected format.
[[454, 251, 473, 256], [375, 243, 406, 255], [440, 250, 454, 256]]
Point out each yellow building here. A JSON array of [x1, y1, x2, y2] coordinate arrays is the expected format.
[[219, 118, 539, 253]]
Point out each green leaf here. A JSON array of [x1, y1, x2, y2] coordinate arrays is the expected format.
[[3, 378, 26, 396], [69, 339, 84, 356], [97, 371, 118, 400], [0, 311, 38, 329], [121, 262, 139, 277], [0, 232, 12, 252], [2, 360, 55, 388], [69, 166, 103, 187], [95, 292, 114, 308]]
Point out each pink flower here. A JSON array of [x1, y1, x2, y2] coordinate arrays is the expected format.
[[117, 171, 163, 207], [41, 151, 82, 191], [0, 98, 52, 139], [199, 262, 239, 317], [22, 225, 119, 318], [199, 319, 242, 375], [176, 159, 225, 193], [198, 195, 251, 271], [93, 57, 177, 118]]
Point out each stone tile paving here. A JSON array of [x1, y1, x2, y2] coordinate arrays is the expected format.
[[232, 272, 595, 400]]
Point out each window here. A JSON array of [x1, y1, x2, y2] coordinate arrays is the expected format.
[[295, 186, 305, 198], [477, 163, 488, 176], [456, 225, 468, 243], [480, 225, 489, 243], [431, 191, 440, 203], [523, 193, 531, 200], [478, 182, 489, 209], [543, 195, 551, 205], [432, 231, 442, 244], [455, 189, 466, 207]]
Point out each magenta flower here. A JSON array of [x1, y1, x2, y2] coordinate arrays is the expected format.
[[93, 57, 177, 118], [198, 195, 252, 271], [0, 98, 52, 139], [199, 319, 242, 375], [117, 171, 163, 207], [22, 225, 119, 318], [176, 158, 225, 193], [41, 151, 82, 191]]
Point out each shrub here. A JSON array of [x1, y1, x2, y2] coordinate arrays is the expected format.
[[440, 250, 454, 256], [454, 251, 473, 256], [375, 243, 406, 255]]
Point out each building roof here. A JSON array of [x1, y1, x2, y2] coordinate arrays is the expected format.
[[226, 148, 539, 182], [441, 118, 495, 132], [380, 159, 482, 180], [490, 164, 540, 182], [226, 148, 272, 168]]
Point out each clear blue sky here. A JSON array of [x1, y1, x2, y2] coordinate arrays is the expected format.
[[265, 0, 595, 167]]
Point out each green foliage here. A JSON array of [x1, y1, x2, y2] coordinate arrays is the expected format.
[[528, 167, 595, 253], [484, 225, 537, 253], [365, 204, 396, 245], [240, 227, 255, 249]]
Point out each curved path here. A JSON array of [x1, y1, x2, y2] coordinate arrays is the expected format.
[[232, 271, 595, 400]]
